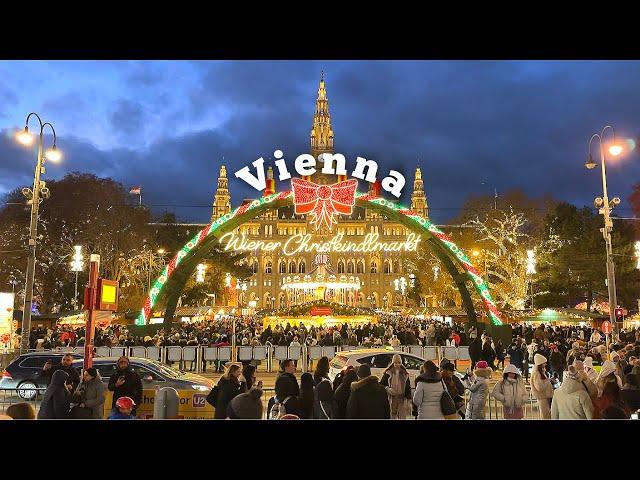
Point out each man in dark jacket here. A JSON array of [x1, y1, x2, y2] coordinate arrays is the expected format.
[[334, 368, 358, 419], [507, 339, 525, 371], [37, 370, 72, 419], [268, 359, 302, 417], [108, 356, 143, 416], [346, 364, 390, 419], [38, 353, 81, 394], [469, 336, 483, 370]]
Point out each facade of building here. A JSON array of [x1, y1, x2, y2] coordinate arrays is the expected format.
[[210, 74, 429, 310]]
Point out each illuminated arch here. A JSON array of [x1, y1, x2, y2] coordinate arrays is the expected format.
[[138, 190, 502, 326]]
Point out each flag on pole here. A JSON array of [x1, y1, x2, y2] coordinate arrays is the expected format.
[[129, 186, 141, 195]]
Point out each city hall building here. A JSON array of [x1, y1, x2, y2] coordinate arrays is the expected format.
[[210, 74, 429, 311]]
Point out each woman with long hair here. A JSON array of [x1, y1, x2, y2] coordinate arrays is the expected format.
[[530, 354, 554, 419], [298, 372, 315, 419], [213, 363, 245, 419], [313, 356, 330, 385], [595, 381, 630, 419]]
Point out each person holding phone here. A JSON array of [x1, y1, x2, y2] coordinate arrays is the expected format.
[[108, 356, 142, 417]]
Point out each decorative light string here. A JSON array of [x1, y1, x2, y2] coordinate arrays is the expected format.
[[137, 190, 503, 325]]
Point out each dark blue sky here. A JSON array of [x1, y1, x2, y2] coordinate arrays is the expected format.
[[1, 60, 639, 224]]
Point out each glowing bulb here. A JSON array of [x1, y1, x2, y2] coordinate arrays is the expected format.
[[608, 144, 623, 156], [472, 250, 480, 257], [16, 128, 34, 146], [45, 145, 62, 162]]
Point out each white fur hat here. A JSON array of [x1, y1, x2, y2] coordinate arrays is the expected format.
[[534, 353, 547, 366]]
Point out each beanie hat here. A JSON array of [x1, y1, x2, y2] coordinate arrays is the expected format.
[[475, 361, 489, 369], [534, 353, 547, 366], [583, 356, 594, 369], [229, 388, 263, 419], [85, 367, 97, 378], [357, 364, 371, 379]]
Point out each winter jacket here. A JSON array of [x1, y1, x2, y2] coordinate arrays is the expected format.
[[506, 344, 525, 369], [213, 376, 245, 419], [334, 373, 357, 419], [491, 378, 528, 410], [551, 375, 594, 419], [530, 369, 554, 401], [270, 373, 303, 417], [346, 375, 391, 419], [39, 364, 81, 394], [107, 366, 143, 408], [37, 370, 71, 419], [380, 365, 412, 400], [413, 372, 445, 419], [621, 386, 640, 413], [463, 375, 489, 419], [228, 388, 263, 419], [73, 374, 107, 419]]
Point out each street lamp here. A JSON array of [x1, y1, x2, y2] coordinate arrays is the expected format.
[[15, 113, 60, 352], [526, 249, 536, 310], [586, 125, 624, 338], [70, 245, 85, 310]]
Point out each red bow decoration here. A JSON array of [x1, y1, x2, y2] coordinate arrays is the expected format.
[[291, 178, 358, 231]]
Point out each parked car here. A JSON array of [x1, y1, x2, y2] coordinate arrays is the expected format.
[[0, 351, 84, 399]]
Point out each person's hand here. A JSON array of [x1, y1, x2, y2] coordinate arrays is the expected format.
[[115, 377, 125, 387], [43, 361, 52, 371], [257, 380, 263, 389], [80, 403, 85, 408]]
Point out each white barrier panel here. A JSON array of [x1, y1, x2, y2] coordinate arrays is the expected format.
[[423, 346, 439, 361], [274, 346, 289, 360], [74, 347, 85, 355], [308, 346, 323, 360], [253, 346, 267, 360], [322, 346, 336, 359], [458, 346, 470, 361], [203, 347, 218, 361], [183, 346, 197, 361], [131, 347, 147, 358], [238, 346, 253, 361], [218, 346, 232, 361], [408, 346, 424, 357], [146, 346, 161, 361], [442, 346, 458, 360], [96, 347, 110, 357], [167, 346, 183, 362], [289, 346, 302, 360], [341, 346, 357, 351], [110, 347, 126, 358]]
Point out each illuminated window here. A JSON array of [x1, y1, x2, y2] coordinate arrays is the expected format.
[[265, 261, 272, 274], [356, 261, 364, 274], [299, 261, 306, 274], [347, 261, 354, 274], [337, 260, 345, 274], [279, 261, 286, 274], [288, 261, 296, 274], [384, 260, 391, 274], [371, 262, 378, 274]]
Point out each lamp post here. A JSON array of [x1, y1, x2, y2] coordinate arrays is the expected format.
[[586, 126, 623, 338], [70, 245, 85, 310], [15, 113, 61, 352], [526, 249, 536, 310]]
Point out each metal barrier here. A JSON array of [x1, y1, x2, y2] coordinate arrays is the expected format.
[[0, 388, 46, 416]]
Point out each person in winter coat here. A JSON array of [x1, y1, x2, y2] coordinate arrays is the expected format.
[[583, 357, 599, 384], [334, 368, 357, 419], [551, 363, 594, 419], [269, 360, 303, 418], [594, 380, 630, 419], [213, 363, 245, 419], [481, 336, 497, 370], [37, 370, 72, 419], [72, 368, 106, 419], [468, 336, 483, 370], [462, 360, 492, 419], [38, 353, 81, 394], [107, 356, 143, 416], [596, 360, 623, 397], [413, 361, 446, 420], [313, 356, 331, 385], [506, 339, 525, 371], [491, 364, 528, 419], [346, 364, 390, 419], [440, 360, 465, 418], [228, 383, 264, 419], [298, 372, 315, 419], [548, 344, 566, 383], [621, 373, 640, 413], [530, 354, 555, 419], [379, 354, 412, 419], [240, 364, 257, 391], [313, 378, 337, 419]]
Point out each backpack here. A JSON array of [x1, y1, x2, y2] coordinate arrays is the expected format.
[[269, 395, 292, 419]]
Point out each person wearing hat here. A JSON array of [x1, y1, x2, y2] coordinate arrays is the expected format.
[[530, 354, 554, 419], [108, 396, 137, 420], [71, 367, 106, 419], [379, 354, 412, 419], [440, 359, 465, 419], [596, 360, 623, 397], [462, 360, 492, 419], [583, 357, 599, 384], [551, 361, 595, 419], [346, 364, 390, 419], [108, 356, 143, 417], [491, 364, 528, 419]]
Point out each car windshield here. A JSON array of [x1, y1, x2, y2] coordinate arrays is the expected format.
[[144, 360, 184, 379]]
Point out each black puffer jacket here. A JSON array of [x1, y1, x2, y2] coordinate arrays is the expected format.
[[214, 376, 245, 419], [346, 375, 390, 419], [107, 366, 143, 407], [37, 370, 71, 419]]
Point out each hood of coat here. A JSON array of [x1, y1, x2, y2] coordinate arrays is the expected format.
[[351, 375, 380, 391], [598, 360, 617, 380], [416, 371, 442, 384], [558, 375, 586, 395], [51, 369, 69, 387], [502, 364, 521, 378]]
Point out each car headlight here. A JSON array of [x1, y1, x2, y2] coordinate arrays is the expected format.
[[191, 385, 209, 391]]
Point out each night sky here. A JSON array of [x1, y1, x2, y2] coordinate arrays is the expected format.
[[1, 60, 639, 224]]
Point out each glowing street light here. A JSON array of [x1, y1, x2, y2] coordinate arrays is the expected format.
[[608, 144, 623, 156], [15, 113, 60, 352], [526, 249, 537, 275], [196, 263, 207, 283], [635, 241, 640, 270], [70, 246, 84, 310]]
